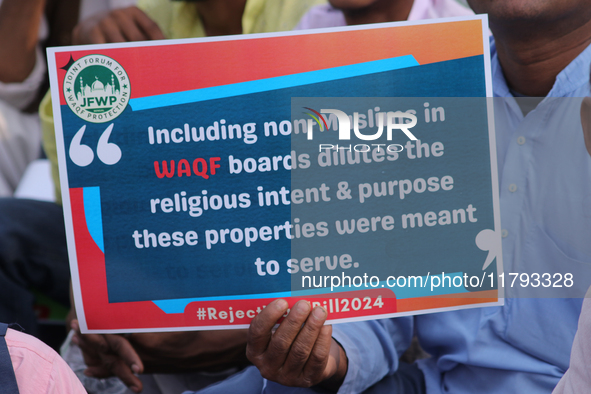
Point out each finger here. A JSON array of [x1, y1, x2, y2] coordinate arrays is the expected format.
[[99, 17, 127, 43], [283, 306, 328, 377], [71, 321, 110, 360], [84, 365, 111, 378], [73, 13, 110, 45], [88, 27, 107, 45], [71, 319, 80, 333], [104, 335, 144, 374], [76, 331, 110, 356], [82, 334, 143, 393], [86, 357, 143, 393], [72, 19, 94, 45], [132, 8, 165, 40], [70, 320, 84, 347], [65, 307, 77, 330], [265, 300, 312, 367], [247, 299, 289, 360], [71, 332, 103, 368], [112, 10, 150, 42], [108, 358, 143, 393], [303, 324, 334, 384]]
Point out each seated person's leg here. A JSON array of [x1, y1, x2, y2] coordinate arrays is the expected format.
[[182, 366, 264, 394], [0, 198, 69, 336]]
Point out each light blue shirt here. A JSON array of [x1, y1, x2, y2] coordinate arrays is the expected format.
[[330, 38, 591, 394], [188, 37, 591, 394]]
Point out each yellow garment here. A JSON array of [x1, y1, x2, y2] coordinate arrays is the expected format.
[[137, 0, 326, 39], [40, 92, 62, 204], [41, 0, 325, 202]]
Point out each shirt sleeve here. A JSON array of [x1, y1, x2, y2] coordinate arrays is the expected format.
[[0, 99, 41, 196], [332, 317, 413, 394], [45, 349, 88, 394], [7, 328, 86, 394]]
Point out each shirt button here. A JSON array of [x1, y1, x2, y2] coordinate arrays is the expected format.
[[509, 183, 518, 192], [517, 136, 526, 145], [501, 229, 508, 238]]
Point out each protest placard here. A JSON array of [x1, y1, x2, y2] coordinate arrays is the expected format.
[[47, 15, 502, 333]]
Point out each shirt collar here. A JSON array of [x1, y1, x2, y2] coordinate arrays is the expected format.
[[491, 36, 591, 98]]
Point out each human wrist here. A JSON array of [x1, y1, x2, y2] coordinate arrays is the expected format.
[[318, 339, 348, 392]]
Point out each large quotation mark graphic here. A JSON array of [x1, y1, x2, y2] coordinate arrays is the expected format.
[[69, 123, 122, 167], [475, 229, 501, 270]]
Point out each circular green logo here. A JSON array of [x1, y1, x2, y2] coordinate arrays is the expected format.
[[63, 55, 130, 123]]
